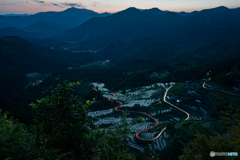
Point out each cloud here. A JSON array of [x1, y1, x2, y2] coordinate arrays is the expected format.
[[61, 2, 84, 8], [0, 0, 16, 6], [28, 0, 63, 8], [92, 2, 99, 7]]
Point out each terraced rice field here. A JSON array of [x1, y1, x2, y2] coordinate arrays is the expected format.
[[87, 82, 204, 155], [148, 131, 169, 153]]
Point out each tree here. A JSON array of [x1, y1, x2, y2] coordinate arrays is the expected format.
[[0, 110, 59, 160], [30, 81, 95, 159], [180, 108, 240, 160], [92, 112, 135, 160], [1, 81, 136, 159], [30, 81, 136, 159]]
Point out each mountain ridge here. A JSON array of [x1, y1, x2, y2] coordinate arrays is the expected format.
[[56, 6, 240, 50]]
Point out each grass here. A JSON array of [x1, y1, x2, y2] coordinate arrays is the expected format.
[[149, 74, 168, 79], [168, 83, 187, 98], [149, 123, 168, 132], [190, 121, 216, 136], [208, 81, 240, 94], [208, 91, 240, 109], [181, 125, 193, 135]]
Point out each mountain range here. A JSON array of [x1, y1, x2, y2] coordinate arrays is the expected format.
[[56, 6, 240, 50], [97, 37, 240, 65], [0, 7, 112, 39], [0, 7, 111, 29], [0, 6, 240, 50]]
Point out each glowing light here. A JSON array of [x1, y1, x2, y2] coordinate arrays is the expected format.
[[92, 87, 98, 91]]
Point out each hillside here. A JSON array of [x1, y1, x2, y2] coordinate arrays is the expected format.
[[0, 27, 27, 38], [0, 7, 111, 29], [0, 36, 98, 73], [96, 38, 183, 62], [57, 6, 240, 50], [0, 36, 98, 122], [0, 36, 69, 73], [23, 21, 66, 37]]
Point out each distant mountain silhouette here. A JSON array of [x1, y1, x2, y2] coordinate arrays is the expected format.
[[0, 27, 52, 39], [57, 6, 240, 50], [142, 8, 165, 15], [0, 7, 111, 29], [0, 27, 27, 38], [23, 21, 66, 37]]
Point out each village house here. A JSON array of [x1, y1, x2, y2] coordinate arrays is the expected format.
[[233, 87, 240, 92], [199, 107, 207, 115], [196, 100, 201, 103]]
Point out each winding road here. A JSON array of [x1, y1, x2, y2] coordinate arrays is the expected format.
[[203, 82, 240, 97], [92, 84, 190, 142]]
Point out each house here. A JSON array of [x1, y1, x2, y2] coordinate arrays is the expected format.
[[196, 100, 201, 103], [176, 99, 183, 103], [36, 80, 42, 83], [200, 107, 207, 115], [233, 87, 240, 92], [170, 97, 182, 102], [189, 106, 197, 111], [188, 91, 197, 95], [184, 105, 197, 111], [165, 71, 170, 74]]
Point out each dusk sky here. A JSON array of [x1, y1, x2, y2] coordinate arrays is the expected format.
[[0, 0, 240, 15]]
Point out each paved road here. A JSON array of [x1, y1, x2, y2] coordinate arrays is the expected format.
[[92, 84, 190, 142], [203, 82, 240, 97], [163, 85, 190, 121], [92, 87, 164, 141]]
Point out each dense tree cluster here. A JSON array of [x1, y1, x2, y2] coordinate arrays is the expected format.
[[0, 82, 136, 160]]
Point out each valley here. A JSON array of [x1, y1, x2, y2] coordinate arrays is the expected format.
[[0, 4, 240, 160]]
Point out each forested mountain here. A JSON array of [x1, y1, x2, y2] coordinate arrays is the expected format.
[[0, 8, 111, 39], [0, 7, 111, 29], [96, 38, 240, 65], [96, 38, 183, 62], [23, 21, 66, 37], [0, 27, 28, 38], [0, 36, 71, 73], [57, 6, 240, 50], [0, 36, 99, 73], [0, 36, 97, 122], [167, 40, 240, 64]]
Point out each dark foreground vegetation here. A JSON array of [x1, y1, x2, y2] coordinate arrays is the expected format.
[[0, 82, 136, 160]]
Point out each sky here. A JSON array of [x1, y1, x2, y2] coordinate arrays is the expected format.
[[0, 0, 240, 15]]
